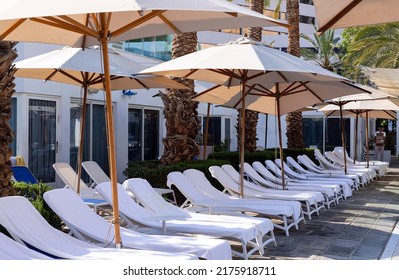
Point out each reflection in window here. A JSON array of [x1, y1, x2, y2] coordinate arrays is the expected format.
[[29, 99, 56, 182], [128, 108, 160, 162], [303, 117, 323, 149], [69, 102, 109, 179]]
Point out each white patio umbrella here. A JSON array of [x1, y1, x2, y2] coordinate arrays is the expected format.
[[0, 0, 290, 248], [141, 38, 369, 194], [313, 0, 399, 33], [14, 46, 186, 194], [317, 88, 399, 169]]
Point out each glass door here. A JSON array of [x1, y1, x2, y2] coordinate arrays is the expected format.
[[29, 99, 58, 183]]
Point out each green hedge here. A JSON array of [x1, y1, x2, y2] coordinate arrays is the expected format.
[[123, 159, 230, 205], [11, 182, 63, 230]]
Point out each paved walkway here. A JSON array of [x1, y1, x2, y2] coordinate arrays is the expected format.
[[249, 158, 399, 260]]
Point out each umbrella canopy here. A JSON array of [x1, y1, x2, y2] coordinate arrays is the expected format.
[[141, 38, 369, 194], [361, 66, 399, 96], [14, 46, 186, 194], [313, 0, 399, 33], [0, 0, 290, 248], [14, 46, 187, 90], [318, 88, 399, 169]]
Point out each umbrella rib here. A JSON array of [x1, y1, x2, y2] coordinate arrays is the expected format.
[[112, 10, 166, 38], [233, 83, 254, 109], [194, 84, 223, 98], [0, 18, 26, 40], [158, 14, 182, 35], [57, 15, 100, 38], [131, 77, 149, 90], [318, 0, 364, 33], [36, 16, 98, 38], [247, 71, 271, 82], [44, 69, 60, 82], [57, 69, 84, 84], [301, 82, 325, 103]]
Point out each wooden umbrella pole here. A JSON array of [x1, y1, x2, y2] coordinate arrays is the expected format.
[[366, 111, 370, 168], [100, 21, 121, 248], [339, 104, 347, 174], [76, 83, 88, 194], [276, 91, 286, 190], [239, 81, 247, 198], [203, 103, 211, 160], [354, 112, 359, 164]]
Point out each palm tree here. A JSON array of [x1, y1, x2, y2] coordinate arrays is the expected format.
[[343, 23, 399, 68], [159, 32, 200, 165], [301, 28, 341, 72], [285, 0, 305, 148], [0, 41, 17, 196]]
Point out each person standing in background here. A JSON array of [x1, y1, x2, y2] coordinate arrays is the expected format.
[[374, 126, 386, 161]]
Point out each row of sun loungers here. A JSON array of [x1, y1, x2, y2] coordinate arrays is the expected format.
[[1, 150, 389, 260]]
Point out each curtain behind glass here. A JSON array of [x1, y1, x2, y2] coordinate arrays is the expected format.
[[28, 99, 56, 182], [144, 109, 159, 160], [70, 103, 91, 182], [92, 104, 109, 175]]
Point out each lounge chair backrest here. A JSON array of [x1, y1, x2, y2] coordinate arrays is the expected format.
[[251, 162, 282, 185], [167, 171, 213, 203], [43, 188, 115, 242], [124, 178, 190, 218], [0, 195, 101, 259], [183, 169, 229, 200], [264, 160, 285, 178], [314, 149, 341, 170], [53, 162, 92, 194], [10, 166, 39, 184], [0, 232, 51, 260], [95, 182, 155, 221], [82, 161, 110, 185], [274, 159, 308, 180], [286, 157, 311, 174], [209, 165, 242, 196]]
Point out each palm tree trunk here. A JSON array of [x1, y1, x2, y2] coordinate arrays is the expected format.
[[160, 32, 200, 165], [236, 0, 263, 153], [285, 0, 305, 148], [0, 41, 17, 196]]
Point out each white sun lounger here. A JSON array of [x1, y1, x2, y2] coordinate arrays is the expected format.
[[313, 149, 371, 185], [329, 149, 382, 178], [273, 159, 351, 199], [53, 162, 109, 213], [324, 151, 377, 180], [167, 170, 304, 236], [210, 164, 324, 220], [0, 232, 52, 260], [286, 156, 358, 189], [0, 196, 196, 260], [333, 147, 389, 176], [96, 181, 274, 260], [262, 160, 339, 207], [43, 188, 231, 260], [82, 160, 177, 204], [298, 154, 363, 188]]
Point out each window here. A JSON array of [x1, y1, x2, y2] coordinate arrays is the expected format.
[[203, 117, 221, 146], [128, 108, 160, 162], [325, 118, 350, 151], [70, 102, 109, 179], [303, 117, 323, 149], [29, 99, 57, 183]]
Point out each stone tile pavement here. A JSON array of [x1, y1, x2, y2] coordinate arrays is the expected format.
[[248, 158, 399, 260]]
